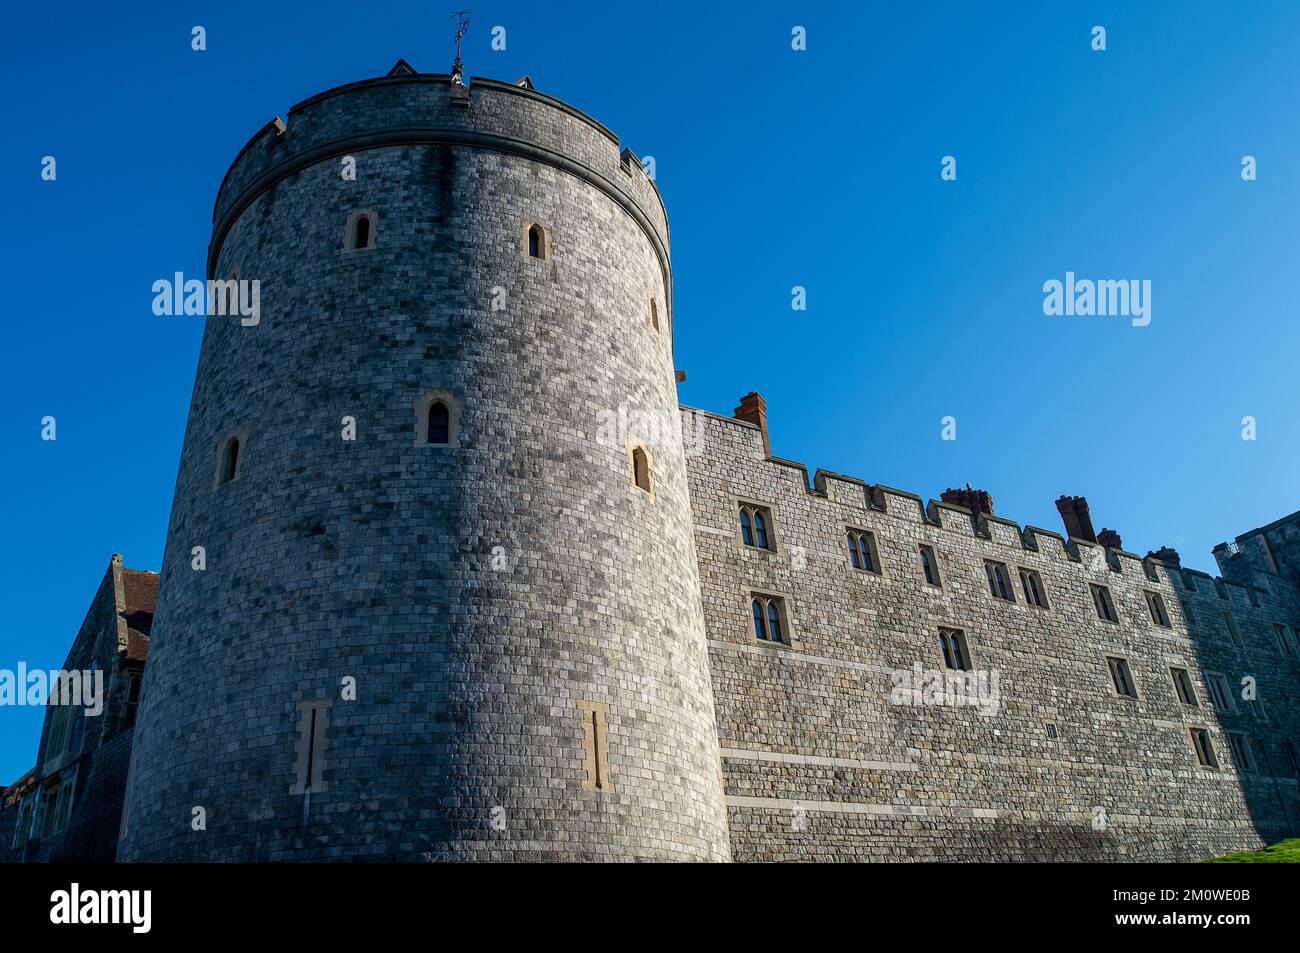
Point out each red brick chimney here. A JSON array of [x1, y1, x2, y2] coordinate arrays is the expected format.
[[940, 484, 994, 516], [733, 391, 770, 455], [1055, 495, 1097, 543], [1097, 528, 1123, 550], [1146, 546, 1181, 567]]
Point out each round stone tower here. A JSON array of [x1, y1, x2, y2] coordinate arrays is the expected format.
[[118, 62, 731, 861]]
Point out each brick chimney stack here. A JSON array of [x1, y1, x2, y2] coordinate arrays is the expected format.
[[1055, 495, 1098, 543], [733, 391, 770, 455], [940, 484, 994, 516], [1097, 528, 1123, 550], [1146, 546, 1181, 567]]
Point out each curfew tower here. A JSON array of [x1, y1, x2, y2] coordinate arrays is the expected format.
[[117, 61, 731, 861]]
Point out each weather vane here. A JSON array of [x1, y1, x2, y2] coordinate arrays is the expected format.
[[450, 9, 472, 85]]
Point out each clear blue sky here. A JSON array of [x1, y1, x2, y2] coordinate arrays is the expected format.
[[3, 1, 1298, 782]]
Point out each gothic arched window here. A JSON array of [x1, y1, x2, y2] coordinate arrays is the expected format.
[[751, 595, 788, 644], [738, 504, 774, 550], [766, 601, 782, 643], [847, 529, 879, 573]]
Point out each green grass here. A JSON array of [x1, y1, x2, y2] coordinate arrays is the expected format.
[[1203, 838, 1300, 863]]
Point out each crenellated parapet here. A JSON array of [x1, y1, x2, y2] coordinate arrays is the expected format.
[[209, 64, 669, 313], [682, 398, 1300, 628]]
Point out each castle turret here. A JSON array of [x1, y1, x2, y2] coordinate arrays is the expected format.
[[118, 62, 731, 861]]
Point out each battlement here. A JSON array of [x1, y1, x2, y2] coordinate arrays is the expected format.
[[209, 61, 668, 287], [681, 401, 1300, 610]]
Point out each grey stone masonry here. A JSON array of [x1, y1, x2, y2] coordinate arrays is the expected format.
[[1, 556, 153, 863], [683, 406, 1300, 862], [117, 66, 730, 862]]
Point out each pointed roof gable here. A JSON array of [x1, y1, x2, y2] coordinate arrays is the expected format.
[[513, 74, 535, 90], [387, 58, 418, 77]]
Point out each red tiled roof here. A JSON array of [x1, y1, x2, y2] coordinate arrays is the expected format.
[[126, 628, 149, 662], [120, 567, 157, 661], [121, 569, 159, 615], [2, 768, 37, 807]]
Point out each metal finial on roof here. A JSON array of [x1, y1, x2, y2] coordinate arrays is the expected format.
[[450, 9, 472, 85]]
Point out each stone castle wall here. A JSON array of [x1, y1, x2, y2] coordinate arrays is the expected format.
[[683, 406, 1300, 861], [13, 65, 1298, 865], [117, 72, 729, 862], [1, 557, 149, 863]]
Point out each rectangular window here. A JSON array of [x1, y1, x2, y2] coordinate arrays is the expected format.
[[985, 561, 1014, 602], [1019, 567, 1048, 608], [12, 801, 31, 849], [1275, 624, 1294, 657], [41, 783, 60, 838], [1145, 591, 1171, 627], [1091, 584, 1118, 623], [919, 544, 941, 587], [1206, 673, 1234, 712], [124, 673, 143, 729], [57, 767, 78, 831], [290, 699, 332, 796], [69, 711, 85, 756], [939, 627, 971, 672], [46, 708, 67, 762], [1181, 600, 1196, 626], [1227, 733, 1255, 773], [847, 528, 881, 574], [1107, 656, 1138, 699], [738, 503, 775, 551], [1284, 742, 1299, 776], [1223, 613, 1240, 647], [1191, 728, 1219, 768], [577, 700, 613, 793], [1170, 667, 1198, 707]]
